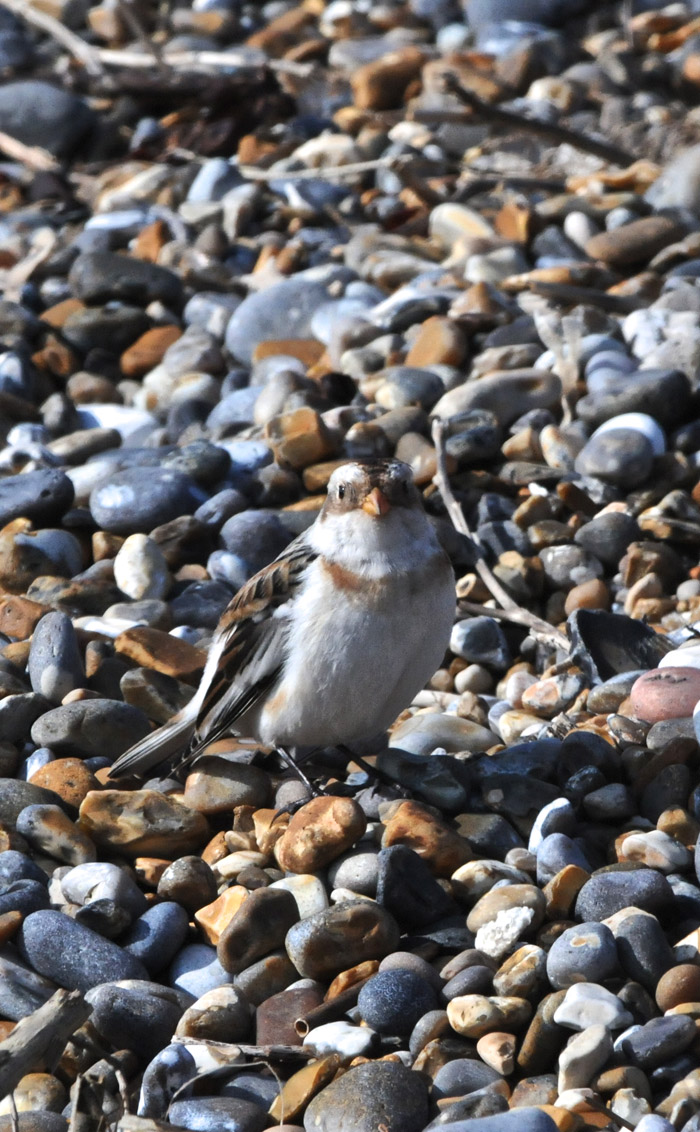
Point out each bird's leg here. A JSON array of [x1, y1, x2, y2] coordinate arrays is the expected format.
[[336, 744, 396, 786], [275, 746, 325, 799]]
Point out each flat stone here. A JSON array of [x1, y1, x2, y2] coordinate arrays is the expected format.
[[79, 789, 209, 857], [30, 699, 150, 760]]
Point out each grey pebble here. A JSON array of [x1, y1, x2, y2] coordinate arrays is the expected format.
[[303, 1059, 429, 1132], [122, 902, 191, 974], [575, 869, 674, 920], [90, 467, 204, 535], [0, 468, 74, 528], [69, 250, 183, 307], [167, 1097, 269, 1132], [86, 980, 186, 1063], [28, 611, 85, 704], [30, 699, 151, 760], [19, 909, 148, 991], [546, 922, 619, 989]]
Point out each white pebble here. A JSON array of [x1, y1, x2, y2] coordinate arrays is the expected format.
[[114, 534, 171, 601]]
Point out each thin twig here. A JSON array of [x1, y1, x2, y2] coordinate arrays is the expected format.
[[0, 0, 104, 74], [240, 156, 394, 182], [456, 600, 570, 652], [0, 128, 60, 172], [439, 72, 636, 167], [432, 419, 570, 652], [115, 0, 170, 77], [0, 988, 91, 1097], [95, 46, 313, 77]]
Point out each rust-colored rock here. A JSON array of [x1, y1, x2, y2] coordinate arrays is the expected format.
[[0, 595, 48, 640], [121, 325, 182, 378], [114, 626, 206, 680], [195, 885, 249, 945], [265, 406, 335, 470], [585, 215, 686, 267], [381, 799, 472, 876], [29, 759, 101, 809], [252, 338, 326, 367], [404, 316, 467, 367], [79, 789, 209, 857], [351, 46, 428, 111], [275, 795, 367, 874]]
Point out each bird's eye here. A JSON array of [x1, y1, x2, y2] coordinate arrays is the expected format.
[[338, 484, 345, 499]]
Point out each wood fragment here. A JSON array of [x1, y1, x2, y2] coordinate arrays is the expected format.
[[95, 46, 314, 77], [0, 128, 60, 172], [438, 72, 637, 167], [0, 988, 91, 1098]]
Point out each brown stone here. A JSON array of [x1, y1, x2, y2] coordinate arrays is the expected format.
[[405, 316, 467, 367], [351, 46, 428, 111], [269, 1055, 341, 1124], [564, 578, 611, 614], [275, 795, 367, 874], [66, 372, 122, 405], [466, 885, 546, 933], [0, 595, 49, 640], [133, 857, 172, 886], [380, 800, 472, 876], [656, 964, 700, 1012], [132, 219, 170, 263], [40, 298, 85, 329], [476, 1031, 516, 1075], [195, 885, 249, 945], [265, 407, 335, 470], [252, 339, 326, 367], [32, 335, 79, 379], [0, 910, 21, 943], [657, 807, 700, 848], [79, 789, 209, 857], [246, 5, 315, 56], [585, 215, 686, 266], [29, 759, 101, 809], [114, 627, 206, 680], [121, 325, 182, 378], [302, 459, 349, 493], [255, 985, 323, 1046], [446, 994, 531, 1039], [217, 886, 299, 974], [326, 959, 381, 1000], [543, 865, 590, 920]]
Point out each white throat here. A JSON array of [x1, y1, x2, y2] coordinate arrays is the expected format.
[[309, 506, 440, 578]]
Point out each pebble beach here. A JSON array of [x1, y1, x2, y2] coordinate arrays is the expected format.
[[5, 2, 700, 1131]]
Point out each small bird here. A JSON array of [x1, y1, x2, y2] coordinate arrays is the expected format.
[[108, 459, 456, 785]]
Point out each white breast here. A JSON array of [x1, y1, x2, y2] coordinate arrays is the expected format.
[[253, 551, 455, 749]]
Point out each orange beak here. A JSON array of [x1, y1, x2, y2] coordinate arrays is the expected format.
[[362, 487, 391, 517]]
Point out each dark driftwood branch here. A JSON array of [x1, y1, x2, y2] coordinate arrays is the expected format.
[[439, 73, 636, 167], [432, 420, 569, 652], [0, 989, 91, 1097]]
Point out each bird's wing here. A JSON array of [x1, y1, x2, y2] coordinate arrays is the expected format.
[[188, 531, 317, 754]]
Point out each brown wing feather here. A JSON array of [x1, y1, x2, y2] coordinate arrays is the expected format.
[[191, 533, 316, 749]]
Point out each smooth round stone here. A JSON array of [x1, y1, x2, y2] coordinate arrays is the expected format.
[[373, 366, 445, 411], [218, 888, 299, 975], [0, 782, 70, 830], [0, 468, 74, 528], [60, 862, 148, 920], [546, 922, 619, 989], [327, 849, 379, 897], [538, 545, 603, 591], [492, 944, 545, 1000], [31, 699, 150, 760], [618, 830, 691, 873], [86, 980, 185, 1062], [583, 783, 635, 822], [432, 1057, 502, 1101], [467, 885, 545, 934], [27, 612, 84, 704], [138, 1043, 197, 1119], [656, 964, 700, 1011], [122, 902, 190, 974], [170, 582, 233, 630], [575, 870, 673, 921], [303, 1019, 377, 1060], [431, 369, 561, 428], [376, 844, 453, 929], [184, 292, 242, 340], [536, 833, 591, 885], [389, 713, 497, 756], [285, 900, 399, 981], [183, 757, 271, 814], [167, 1097, 269, 1132], [275, 796, 367, 874], [450, 617, 510, 668], [575, 512, 640, 569], [225, 273, 343, 365], [90, 468, 204, 536], [357, 969, 439, 1035], [216, 510, 291, 588], [0, 1117, 68, 1132], [169, 943, 233, 998], [630, 668, 700, 723], [553, 984, 633, 1031], [575, 428, 654, 488], [158, 856, 217, 914], [176, 985, 252, 1042], [0, 695, 51, 749], [15, 804, 95, 867], [575, 368, 691, 431], [69, 251, 183, 307], [446, 994, 531, 1039], [268, 874, 328, 920], [592, 413, 666, 456], [442, 965, 494, 1000], [611, 909, 675, 992], [19, 909, 147, 991], [113, 535, 171, 601], [618, 1015, 696, 1070], [303, 1059, 429, 1132]]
